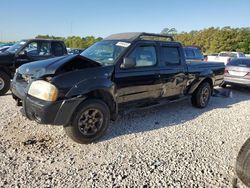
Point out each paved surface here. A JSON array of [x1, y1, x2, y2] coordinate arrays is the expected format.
[[0, 87, 250, 187]]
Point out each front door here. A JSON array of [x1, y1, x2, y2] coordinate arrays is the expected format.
[[15, 41, 52, 68], [115, 42, 162, 104]]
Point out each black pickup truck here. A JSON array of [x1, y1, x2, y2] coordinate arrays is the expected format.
[[11, 32, 225, 144], [0, 39, 67, 95]]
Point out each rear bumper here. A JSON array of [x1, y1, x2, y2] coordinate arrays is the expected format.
[[224, 76, 250, 87]]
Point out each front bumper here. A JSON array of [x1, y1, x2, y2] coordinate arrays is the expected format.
[[11, 76, 86, 125], [224, 76, 250, 87], [22, 95, 86, 125]]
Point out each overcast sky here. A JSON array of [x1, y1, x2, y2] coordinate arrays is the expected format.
[[1, 0, 250, 41]]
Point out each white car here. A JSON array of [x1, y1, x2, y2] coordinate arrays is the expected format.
[[207, 52, 246, 65]]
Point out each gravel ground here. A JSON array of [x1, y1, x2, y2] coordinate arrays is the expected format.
[[0, 87, 250, 187]]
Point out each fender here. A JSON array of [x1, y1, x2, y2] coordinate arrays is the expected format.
[[65, 77, 118, 121], [65, 77, 115, 98], [187, 69, 215, 94]]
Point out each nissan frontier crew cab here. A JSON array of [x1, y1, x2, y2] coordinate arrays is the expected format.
[[0, 39, 67, 95], [11, 32, 225, 144]]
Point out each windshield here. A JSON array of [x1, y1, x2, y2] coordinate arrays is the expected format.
[[80, 40, 129, 65], [7, 40, 27, 53]]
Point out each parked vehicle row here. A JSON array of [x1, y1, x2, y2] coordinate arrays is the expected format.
[[11, 32, 225, 144], [208, 51, 246, 65]]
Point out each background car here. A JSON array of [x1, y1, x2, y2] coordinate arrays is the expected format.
[[208, 51, 246, 65], [0, 44, 13, 53], [0, 46, 10, 53], [223, 58, 250, 87]]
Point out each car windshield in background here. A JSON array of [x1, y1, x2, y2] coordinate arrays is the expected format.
[[219, 52, 237, 58], [227, 59, 250, 67], [80, 41, 129, 66], [7, 40, 27, 53]]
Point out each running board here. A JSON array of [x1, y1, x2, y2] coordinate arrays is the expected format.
[[121, 96, 189, 115]]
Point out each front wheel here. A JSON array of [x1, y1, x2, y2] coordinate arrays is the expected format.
[[0, 71, 10, 95], [191, 82, 211, 108], [64, 99, 110, 144]]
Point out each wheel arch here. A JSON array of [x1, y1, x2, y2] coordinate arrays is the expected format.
[[0, 66, 12, 78], [188, 77, 214, 95]]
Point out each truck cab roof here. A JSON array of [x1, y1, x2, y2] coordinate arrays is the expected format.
[[104, 32, 175, 43], [23, 38, 65, 42]]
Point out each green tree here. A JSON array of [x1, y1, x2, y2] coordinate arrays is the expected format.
[[161, 28, 177, 35], [171, 27, 250, 54]]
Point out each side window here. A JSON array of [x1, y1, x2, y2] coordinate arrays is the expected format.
[[239, 53, 245, 57], [51, 42, 64, 56], [184, 48, 195, 59], [128, 46, 157, 67], [39, 42, 51, 56], [162, 46, 181, 65], [194, 49, 204, 59], [24, 42, 38, 56], [22, 41, 51, 56]]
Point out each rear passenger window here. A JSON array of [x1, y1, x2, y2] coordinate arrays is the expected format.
[[184, 49, 195, 59], [51, 42, 64, 56], [194, 49, 203, 59], [162, 46, 181, 65]]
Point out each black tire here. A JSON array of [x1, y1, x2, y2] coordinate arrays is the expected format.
[[191, 82, 211, 108], [0, 70, 10, 95], [236, 138, 250, 187], [64, 99, 110, 144]]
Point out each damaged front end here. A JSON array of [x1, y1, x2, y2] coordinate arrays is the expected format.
[[11, 54, 112, 125]]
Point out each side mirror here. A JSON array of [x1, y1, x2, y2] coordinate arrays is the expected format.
[[121, 57, 136, 69], [19, 50, 27, 56]]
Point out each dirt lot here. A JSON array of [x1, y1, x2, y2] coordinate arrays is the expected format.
[[0, 87, 250, 187]]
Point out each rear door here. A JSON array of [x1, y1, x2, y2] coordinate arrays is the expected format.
[[160, 43, 187, 97], [115, 41, 162, 104]]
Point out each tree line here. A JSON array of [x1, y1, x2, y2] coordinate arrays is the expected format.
[[35, 35, 103, 49], [2, 27, 250, 54], [161, 27, 250, 54]]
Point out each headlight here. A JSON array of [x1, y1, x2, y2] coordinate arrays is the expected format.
[[28, 80, 58, 101]]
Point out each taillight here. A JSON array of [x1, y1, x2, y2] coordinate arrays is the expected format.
[[224, 69, 229, 74]]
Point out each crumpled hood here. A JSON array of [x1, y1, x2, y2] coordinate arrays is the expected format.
[[17, 55, 100, 78]]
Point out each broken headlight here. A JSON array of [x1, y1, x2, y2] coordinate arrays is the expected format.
[[28, 80, 58, 102]]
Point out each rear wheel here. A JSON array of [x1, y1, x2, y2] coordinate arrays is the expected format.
[[0, 70, 10, 95], [191, 82, 211, 108], [64, 99, 110, 144]]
